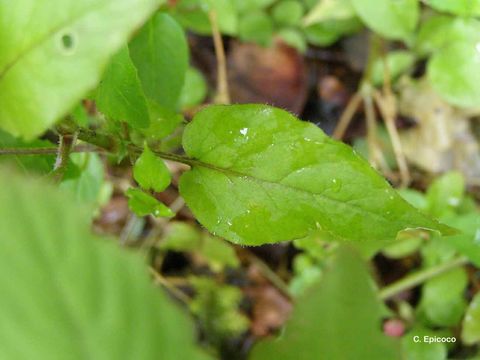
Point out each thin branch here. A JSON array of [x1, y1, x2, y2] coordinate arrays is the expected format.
[[379, 256, 469, 301], [373, 90, 410, 187], [332, 91, 362, 140], [208, 9, 230, 104], [0, 144, 100, 156], [150, 267, 191, 305]]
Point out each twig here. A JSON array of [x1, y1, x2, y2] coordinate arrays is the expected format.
[[0, 144, 99, 156], [332, 92, 362, 140], [208, 9, 230, 104], [372, 90, 410, 187], [150, 267, 191, 305], [379, 256, 469, 300], [246, 251, 293, 299]]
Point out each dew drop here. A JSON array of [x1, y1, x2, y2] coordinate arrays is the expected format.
[[331, 178, 342, 192], [240, 127, 248, 136], [447, 197, 460, 207]]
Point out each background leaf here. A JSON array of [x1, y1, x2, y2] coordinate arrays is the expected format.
[[179, 104, 450, 246], [96, 46, 149, 129], [0, 169, 210, 359], [250, 247, 400, 360], [0, 0, 162, 139], [129, 13, 188, 111], [350, 0, 419, 42]]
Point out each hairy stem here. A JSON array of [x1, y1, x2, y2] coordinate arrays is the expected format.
[[51, 133, 77, 182], [0, 144, 99, 156], [379, 256, 469, 301]]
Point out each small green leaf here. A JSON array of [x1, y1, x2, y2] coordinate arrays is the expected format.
[[277, 28, 307, 53], [60, 153, 106, 207], [350, 0, 419, 42], [160, 222, 203, 252], [303, 0, 355, 26], [233, 0, 276, 14], [463, 293, 480, 344], [401, 327, 448, 360], [142, 101, 184, 141], [428, 40, 480, 108], [179, 104, 451, 246], [417, 268, 468, 327], [130, 13, 189, 110], [304, 18, 362, 46], [96, 46, 149, 129], [272, 1, 305, 27], [189, 277, 249, 344], [426, 0, 480, 16], [371, 51, 415, 87], [238, 11, 274, 47], [126, 188, 174, 217], [0, 0, 162, 139], [250, 247, 400, 360], [0, 169, 210, 359], [134, 145, 171, 192], [179, 67, 208, 110], [426, 171, 464, 217]]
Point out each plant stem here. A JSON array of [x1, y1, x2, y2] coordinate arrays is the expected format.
[[0, 144, 100, 156], [150, 268, 191, 305], [51, 133, 77, 182], [379, 256, 469, 301], [208, 9, 230, 105]]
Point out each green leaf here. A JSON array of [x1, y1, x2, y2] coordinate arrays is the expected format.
[[401, 327, 448, 360], [463, 293, 480, 344], [179, 67, 208, 110], [426, 171, 464, 217], [189, 277, 249, 344], [272, 1, 305, 27], [59, 153, 106, 206], [134, 145, 171, 192], [371, 51, 415, 87], [303, 0, 356, 26], [233, 0, 276, 14], [426, 0, 480, 16], [179, 104, 452, 246], [141, 101, 185, 141], [96, 46, 149, 129], [428, 40, 480, 108], [0, 0, 162, 139], [277, 28, 307, 53], [417, 268, 468, 327], [130, 13, 188, 110], [442, 213, 480, 266], [126, 188, 174, 217], [350, 0, 419, 42], [238, 11, 274, 47], [304, 18, 362, 46], [0, 169, 211, 359], [250, 247, 400, 360], [160, 222, 203, 252], [415, 16, 480, 56]]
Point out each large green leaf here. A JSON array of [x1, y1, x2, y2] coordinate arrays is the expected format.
[[96, 46, 149, 129], [0, 169, 210, 359], [350, 0, 419, 42], [179, 104, 451, 246], [0, 0, 162, 139], [250, 247, 400, 360], [129, 13, 188, 111]]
